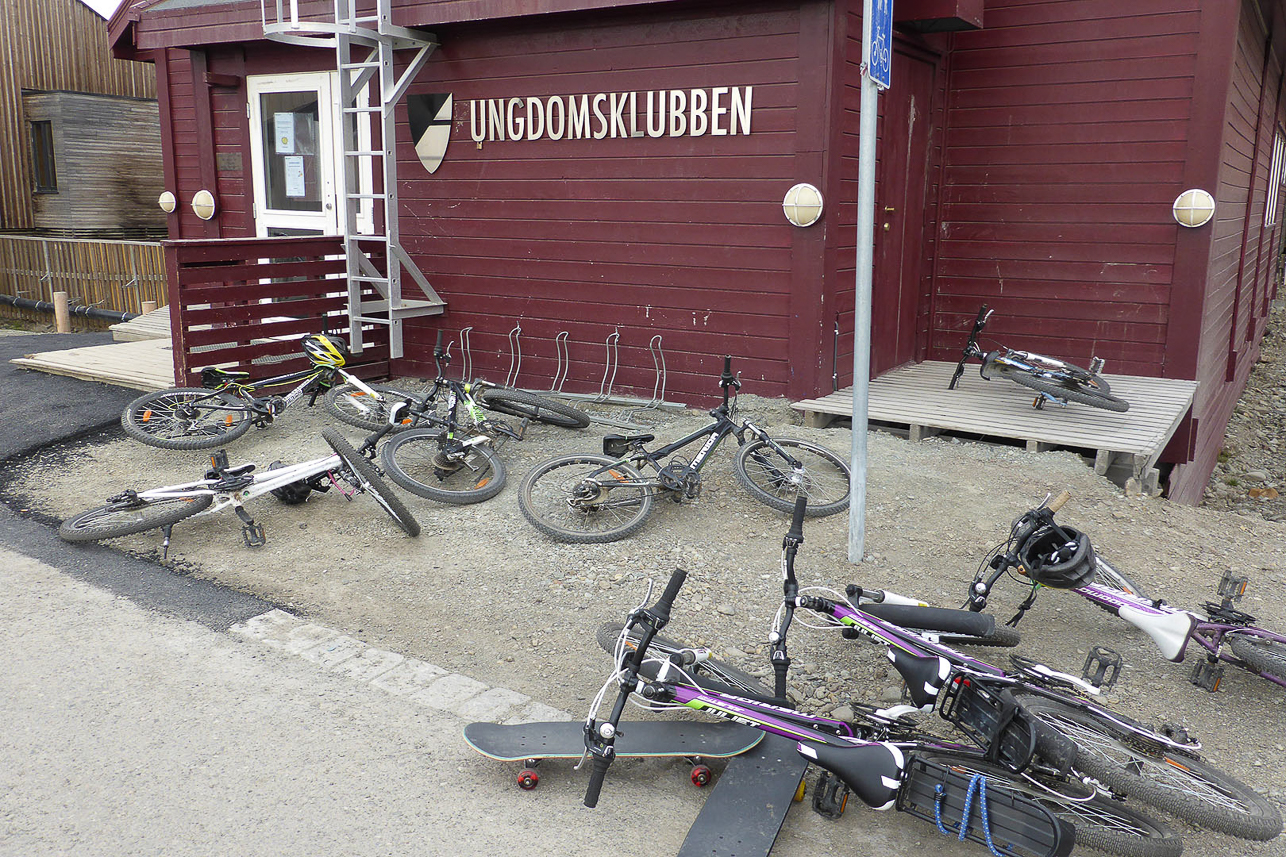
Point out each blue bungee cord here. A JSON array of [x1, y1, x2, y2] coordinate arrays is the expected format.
[[934, 774, 1007, 857]]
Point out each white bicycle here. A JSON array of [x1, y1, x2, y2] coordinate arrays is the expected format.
[[59, 427, 419, 553]]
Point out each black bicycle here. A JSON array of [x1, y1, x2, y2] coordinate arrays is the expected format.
[[948, 305, 1129, 412], [517, 357, 850, 543], [122, 333, 419, 450]]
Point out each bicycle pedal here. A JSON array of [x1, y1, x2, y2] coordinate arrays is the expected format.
[[810, 770, 849, 819], [1081, 646, 1123, 692], [241, 523, 267, 548], [1217, 569, 1249, 602], [1190, 658, 1224, 692]]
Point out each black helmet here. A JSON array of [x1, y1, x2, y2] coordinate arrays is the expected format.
[[267, 460, 312, 505], [1018, 524, 1096, 589]]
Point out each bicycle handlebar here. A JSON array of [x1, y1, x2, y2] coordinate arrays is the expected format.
[[1047, 490, 1070, 513]]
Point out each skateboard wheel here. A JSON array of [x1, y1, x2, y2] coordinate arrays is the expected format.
[[517, 768, 540, 790], [690, 764, 711, 787]]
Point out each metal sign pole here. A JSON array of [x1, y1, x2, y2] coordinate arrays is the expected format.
[[848, 0, 891, 564]]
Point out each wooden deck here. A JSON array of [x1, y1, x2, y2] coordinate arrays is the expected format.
[[793, 361, 1199, 494], [10, 337, 175, 392], [109, 304, 171, 341]]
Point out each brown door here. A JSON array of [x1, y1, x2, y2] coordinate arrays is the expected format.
[[870, 49, 935, 377]]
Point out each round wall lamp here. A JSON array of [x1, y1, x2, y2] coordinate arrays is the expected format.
[[1173, 188, 1215, 228], [191, 189, 217, 221], [158, 191, 176, 213], [783, 182, 824, 227]]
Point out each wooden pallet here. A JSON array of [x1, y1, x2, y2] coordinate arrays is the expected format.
[[110, 304, 171, 342], [10, 338, 175, 392], [793, 361, 1198, 493]]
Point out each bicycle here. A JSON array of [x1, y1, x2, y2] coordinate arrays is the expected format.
[[963, 492, 1286, 694], [517, 356, 850, 543], [948, 305, 1129, 412], [58, 426, 419, 553], [597, 505, 1191, 856], [326, 330, 590, 434], [749, 497, 1281, 843], [122, 333, 419, 450]]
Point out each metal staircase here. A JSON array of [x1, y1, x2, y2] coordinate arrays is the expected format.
[[261, 0, 444, 358]]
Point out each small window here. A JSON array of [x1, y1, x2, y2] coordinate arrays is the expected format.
[[1266, 129, 1285, 227], [31, 120, 56, 193]]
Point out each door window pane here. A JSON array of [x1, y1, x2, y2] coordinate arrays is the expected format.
[[259, 92, 322, 213], [31, 120, 56, 193]]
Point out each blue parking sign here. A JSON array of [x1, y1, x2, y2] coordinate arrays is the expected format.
[[868, 0, 893, 89]]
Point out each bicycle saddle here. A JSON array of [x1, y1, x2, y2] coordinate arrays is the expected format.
[[795, 740, 904, 810], [602, 434, 654, 456], [201, 367, 251, 388], [206, 462, 256, 481], [887, 648, 951, 710]]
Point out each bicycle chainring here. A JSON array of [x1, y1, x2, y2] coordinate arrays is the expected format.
[[658, 462, 701, 498]]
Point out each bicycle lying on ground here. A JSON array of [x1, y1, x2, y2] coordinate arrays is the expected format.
[[963, 492, 1286, 694], [59, 426, 419, 552], [326, 330, 590, 433], [122, 333, 419, 450], [587, 565, 1082, 857], [948, 305, 1129, 412], [517, 357, 850, 543], [597, 502, 1217, 856]]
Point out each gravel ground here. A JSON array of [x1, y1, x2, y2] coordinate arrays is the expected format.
[[5, 354, 1286, 856]]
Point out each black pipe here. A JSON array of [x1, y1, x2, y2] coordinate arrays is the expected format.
[[0, 294, 139, 323]]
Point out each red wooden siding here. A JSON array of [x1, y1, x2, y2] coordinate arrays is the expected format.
[[393, 2, 818, 402], [928, 0, 1202, 378]]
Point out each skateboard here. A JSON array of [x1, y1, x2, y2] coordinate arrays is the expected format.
[[463, 720, 764, 790]]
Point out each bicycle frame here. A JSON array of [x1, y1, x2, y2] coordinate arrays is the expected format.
[[126, 453, 348, 517]]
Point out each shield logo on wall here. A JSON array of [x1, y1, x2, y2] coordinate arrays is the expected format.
[[408, 93, 453, 174]]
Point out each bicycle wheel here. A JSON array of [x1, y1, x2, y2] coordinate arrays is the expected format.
[[379, 430, 506, 504], [480, 388, 591, 429], [121, 387, 252, 450], [1091, 557, 1154, 602], [1228, 634, 1286, 683], [518, 453, 653, 543], [321, 427, 420, 536], [917, 753, 1182, 857], [1005, 371, 1130, 413], [324, 383, 423, 431], [59, 494, 213, 542], [1015, 694, 1282, 840], [595, 622, 774, 697], [733, 438, 850, 516]]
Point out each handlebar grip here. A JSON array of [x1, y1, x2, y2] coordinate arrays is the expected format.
[[1048, 491, 1071, 513], [435, 329, 444, 349], [723, 355, 732, 375], [789, 495, 808, 539], [583, 755, 612, 808], [652, 567, 688, 622]]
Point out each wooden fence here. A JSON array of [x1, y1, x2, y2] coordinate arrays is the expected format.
[[0, 234, 167, 327], [166, 235, 390, 386]]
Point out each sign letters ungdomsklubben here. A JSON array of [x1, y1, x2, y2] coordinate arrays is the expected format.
[[468, 86, 754, 144]]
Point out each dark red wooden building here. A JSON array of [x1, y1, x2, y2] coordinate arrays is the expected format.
[[111, 0, 1286, 503]]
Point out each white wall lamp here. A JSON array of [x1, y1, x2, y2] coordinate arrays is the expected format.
[[191, 189, 217, 221], [1173, 188, 1215, 228], [158, 191, 176, 213], [783, 182, 824, 227]]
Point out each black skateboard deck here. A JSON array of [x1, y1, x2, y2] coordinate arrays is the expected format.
[[677, 733, 808, 857], [464, 720, 763, 762]]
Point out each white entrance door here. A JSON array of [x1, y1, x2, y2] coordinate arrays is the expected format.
[[248, 72, 349, 236]]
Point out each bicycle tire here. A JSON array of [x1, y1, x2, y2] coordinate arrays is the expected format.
[[121, 387, 253, 450], [59, 494, 213, 542], [1228, 634, 1286, 683], [1015, 694, 1282, 840], [378, 430, 507, 504], [324, 383, 423, 432], [1091, 557, 1154, 602], [1004, 371, 1130, 413], [594, 622, 774, 697], [480, 388, 591, 429], [733, 438, 850, 516], [321, 427, 420, 536], [917, 753, 1182, 857], [518, 453, 653, 543]]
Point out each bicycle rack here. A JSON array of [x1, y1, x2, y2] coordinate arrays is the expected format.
[[593, 328, 621, 404], [547, 331, 570, 394], [458, 326, 474, 382], [643, 335, 667, 410], [504, 321, 523, 388]]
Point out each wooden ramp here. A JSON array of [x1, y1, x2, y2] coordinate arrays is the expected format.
[[10, 338, 175, 392], [110, 305, 171, 341], [793, 361, 1199, 493]]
